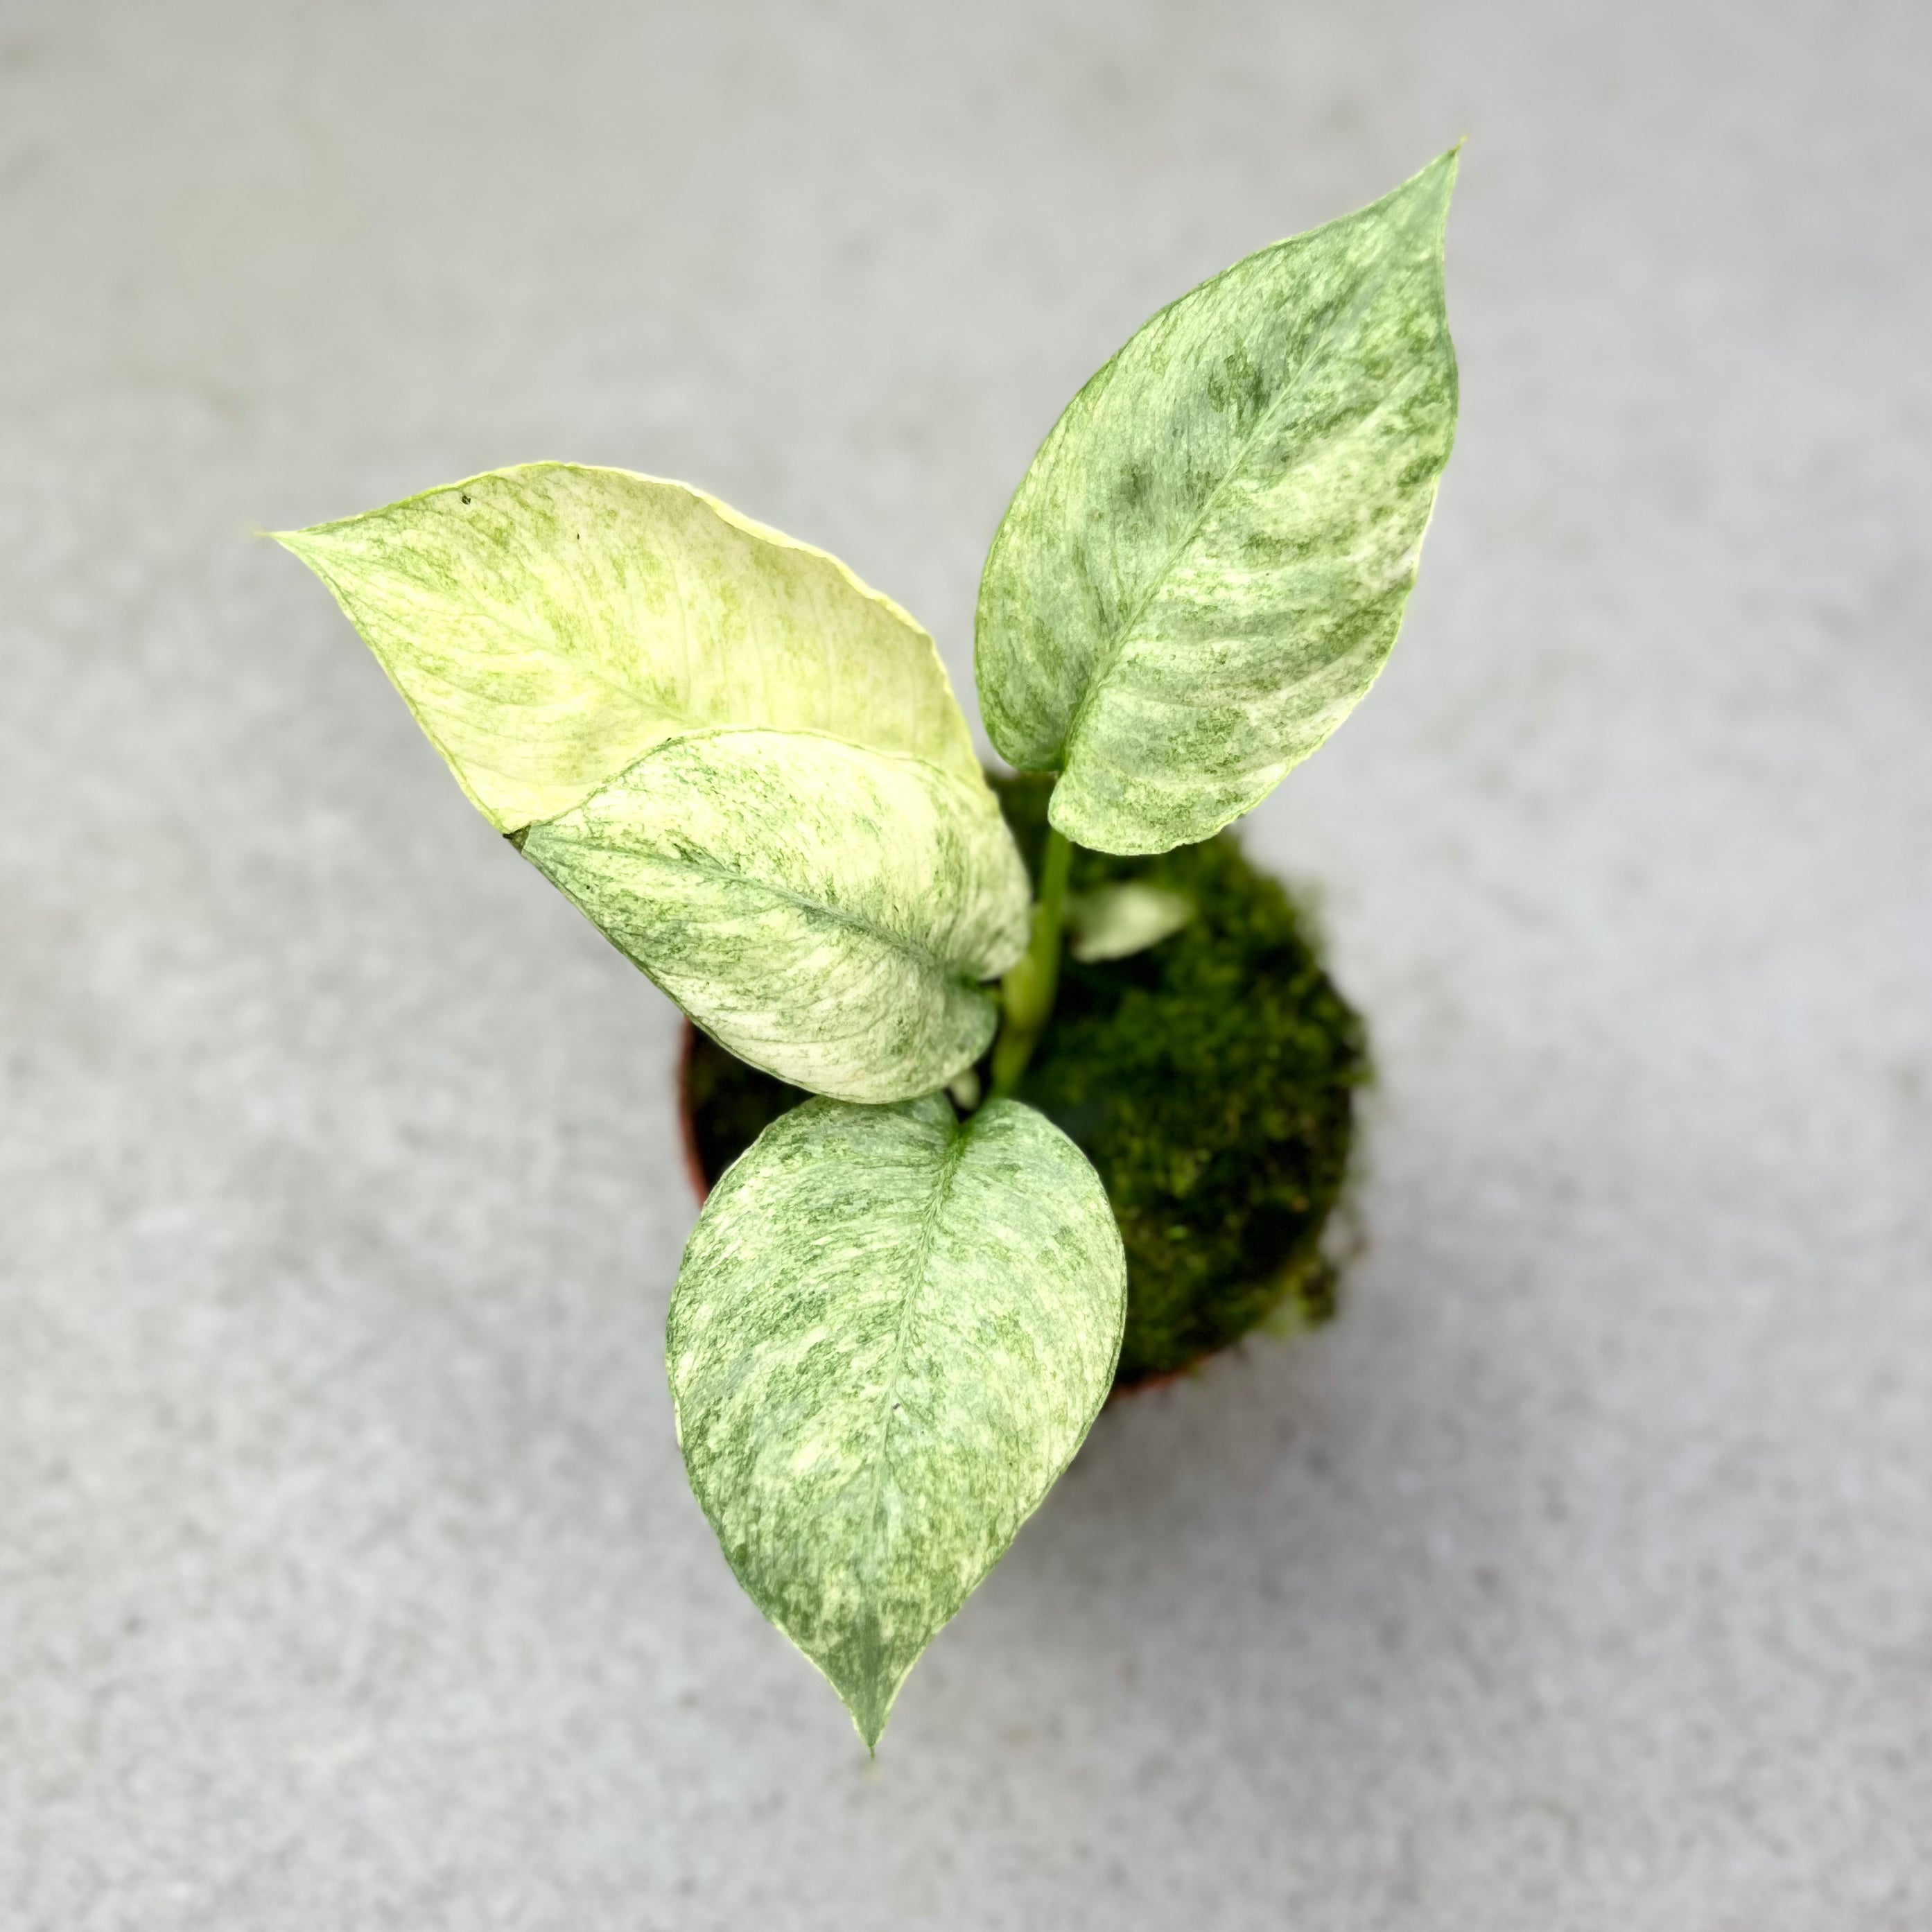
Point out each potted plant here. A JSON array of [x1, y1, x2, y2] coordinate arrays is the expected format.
[[275, 149, 1459, 1750]]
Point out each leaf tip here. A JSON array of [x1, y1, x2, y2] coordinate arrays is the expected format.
[[833, 1660, 902, 1754], [854, 1715, 890, 1756], [1396, 142, 1462, 218], [265, 523, 335, 572]]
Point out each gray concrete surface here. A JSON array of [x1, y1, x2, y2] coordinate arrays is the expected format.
[[4, 3, 1929, 1926]]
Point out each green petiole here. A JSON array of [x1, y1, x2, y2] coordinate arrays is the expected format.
[[989, 817, 1073, 1100]]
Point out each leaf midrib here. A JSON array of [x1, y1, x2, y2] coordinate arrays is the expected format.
[[527, 732, 1011, 986], [622, 847, 980, 991], [858, 1111, 971, 1628]]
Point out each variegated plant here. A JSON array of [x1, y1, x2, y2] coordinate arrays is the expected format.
[[277, 151, 1459, 1748]]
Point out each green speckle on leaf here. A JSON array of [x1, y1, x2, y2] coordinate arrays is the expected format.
[[975, 150, 1461, 855], [669, 1091, 1126, 1748]]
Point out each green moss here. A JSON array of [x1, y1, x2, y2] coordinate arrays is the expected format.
[[682, 774, 1368, 1389]]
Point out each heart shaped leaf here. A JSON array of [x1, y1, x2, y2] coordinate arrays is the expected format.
[[276, 462, 982, 832], [976, 150, 1461, 854], [522, 731, 1028, 1102], [669, 1092, 1126, 1748]]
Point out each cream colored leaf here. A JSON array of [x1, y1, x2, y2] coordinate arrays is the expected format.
[[277, 462, 981, 832]]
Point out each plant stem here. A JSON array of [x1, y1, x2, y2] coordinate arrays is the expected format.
[[989, 822, 1072, 1099]]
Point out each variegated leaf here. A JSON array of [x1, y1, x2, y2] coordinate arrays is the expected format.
[[976, 150, 1461, 854], [669, 1092, 1126, 1748], [521, 730, 1028, 1102], [276, 462, 982, 831]]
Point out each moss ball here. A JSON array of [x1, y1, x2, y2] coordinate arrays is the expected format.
[[681, 773, 1368, 1389]]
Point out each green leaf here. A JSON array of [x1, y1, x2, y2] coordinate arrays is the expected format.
[[975, 149, 1461, 855], [668, 1092, 1126, 1748], [1065, 881, 1194, 963], [522, 730, 1028, 1102], [275, 462, 982, 833]]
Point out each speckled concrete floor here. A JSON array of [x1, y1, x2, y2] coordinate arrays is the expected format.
[[3, 3, 1929, 1926]]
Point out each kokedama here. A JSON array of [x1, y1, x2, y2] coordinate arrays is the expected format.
[[275, 151, 1460, 1750]]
